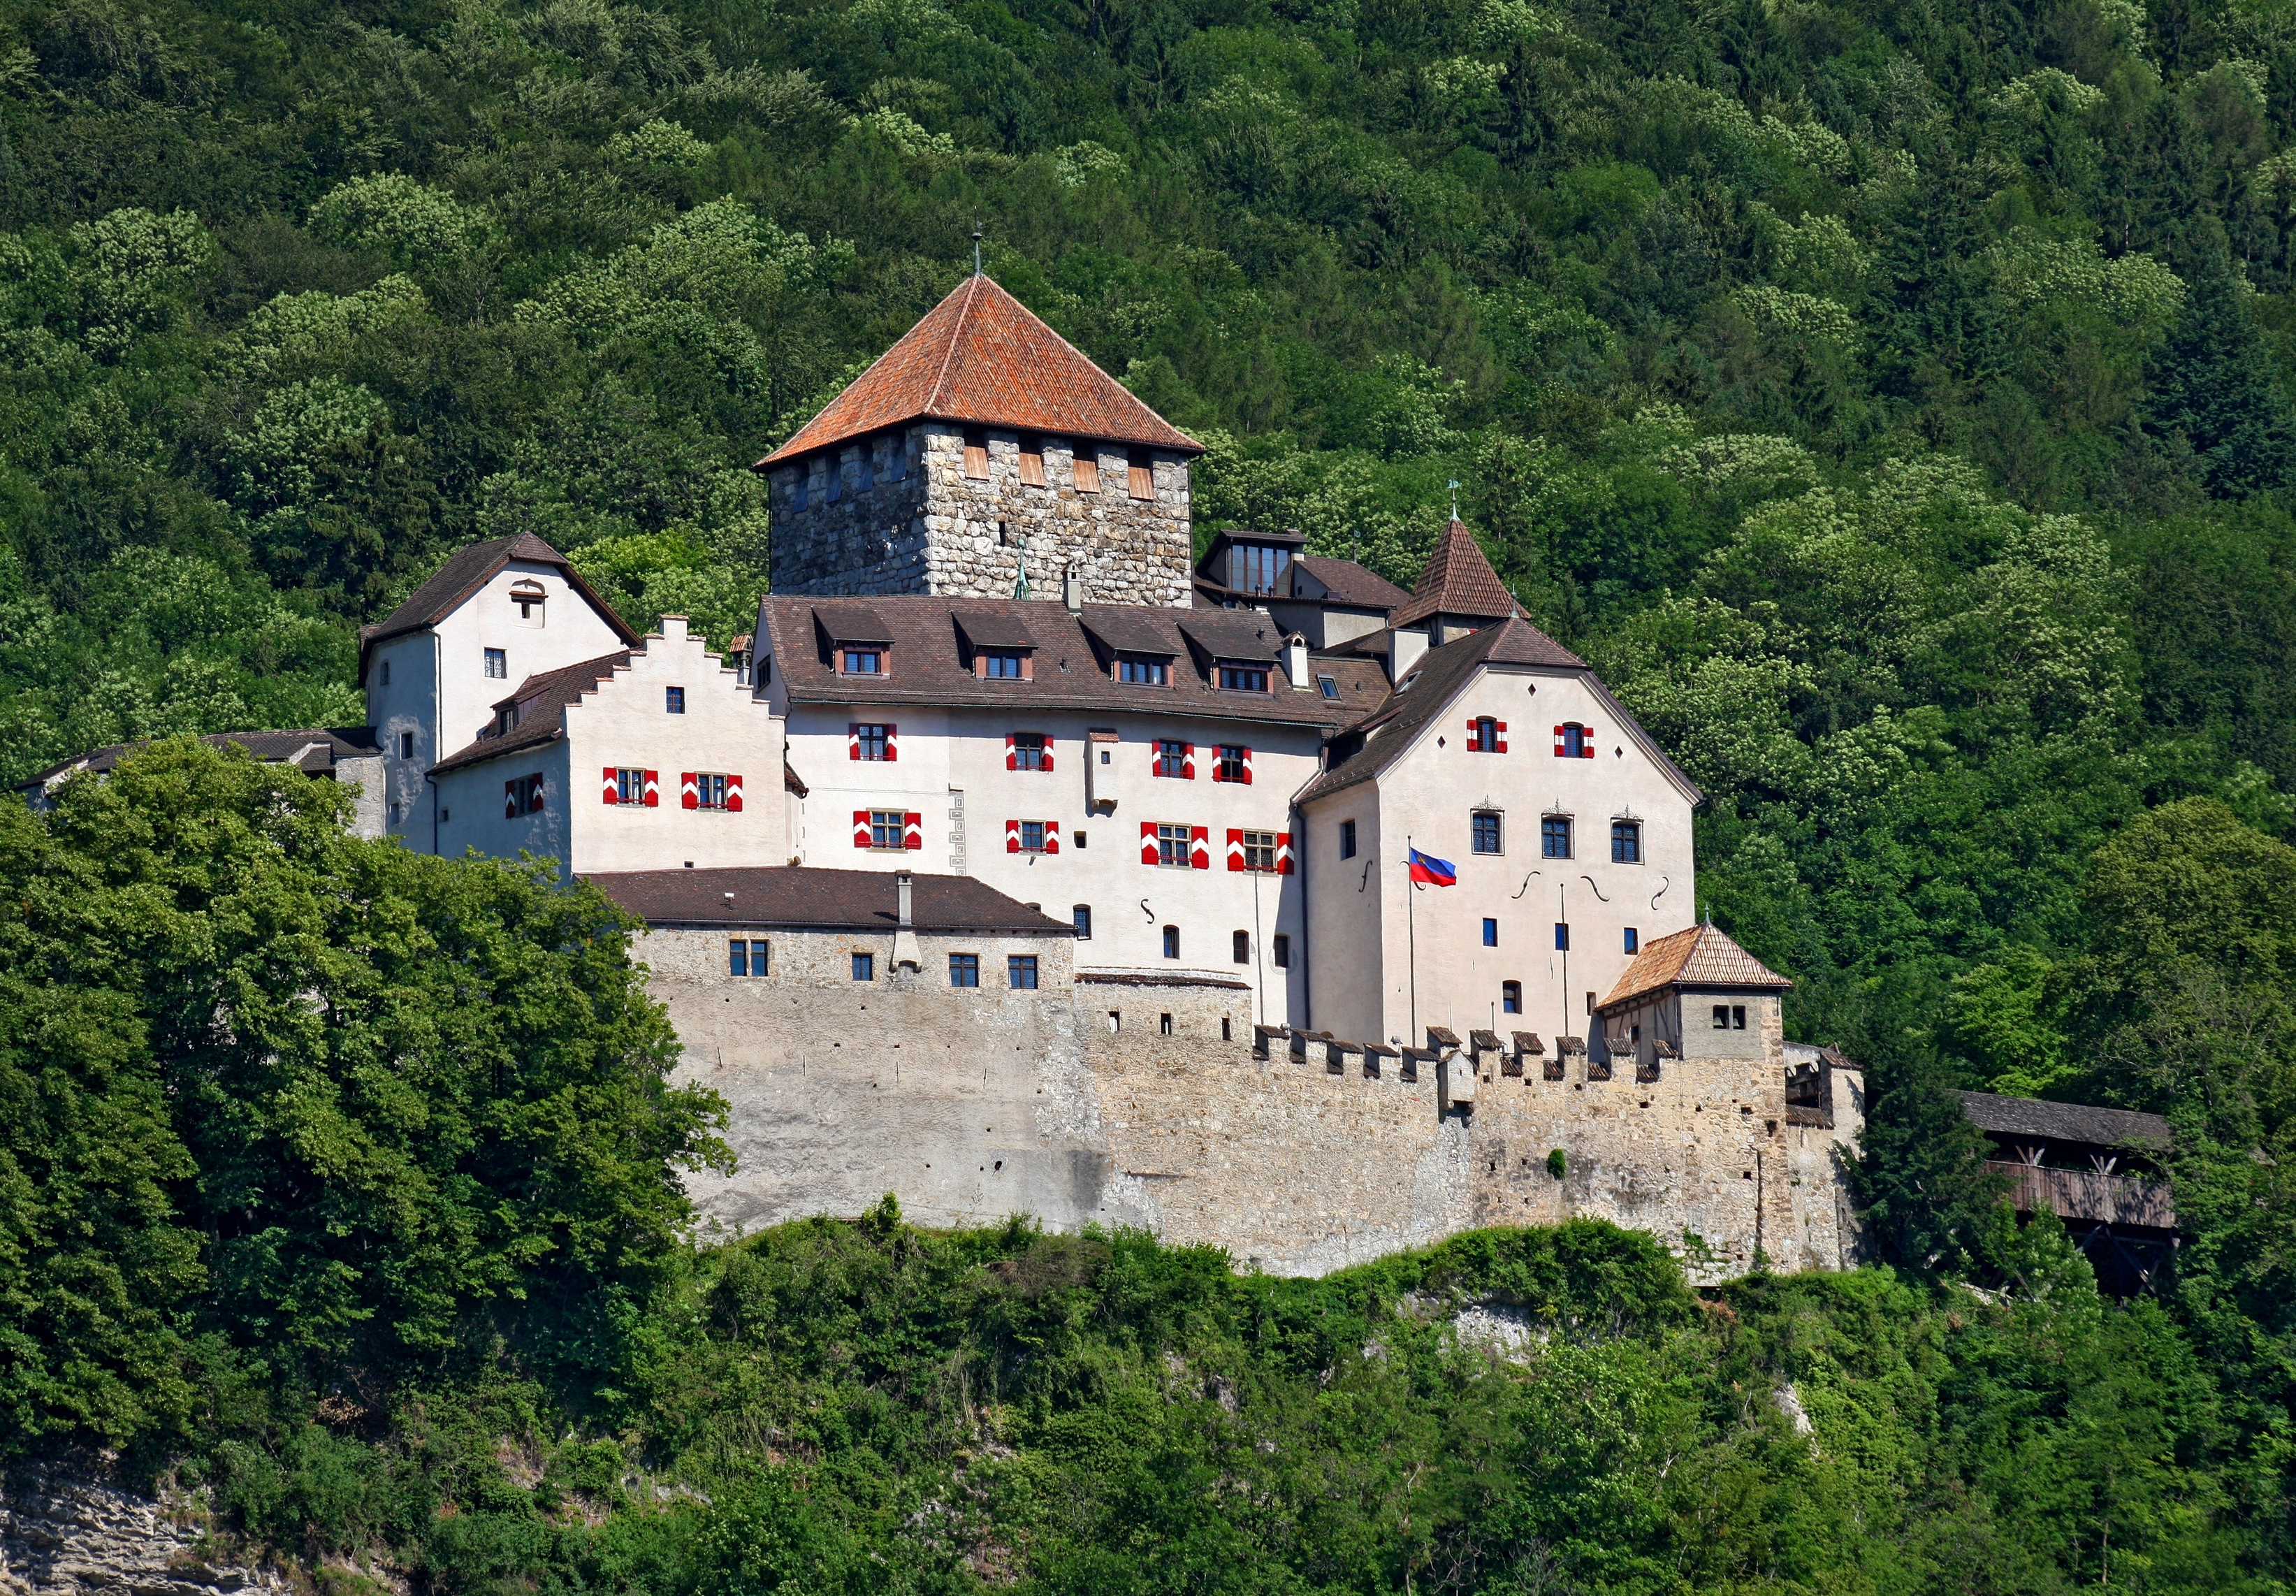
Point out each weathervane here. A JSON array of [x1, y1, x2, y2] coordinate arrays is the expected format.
[[1448, 478, 1460, 520], [973, 223, 984, 276]]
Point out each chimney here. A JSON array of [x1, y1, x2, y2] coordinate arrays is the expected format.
[[893, 870, 922, 971], [1063, 565, 1085, 615], [1282, 632, 1310, 690], [1388, 626, 1429, 683]]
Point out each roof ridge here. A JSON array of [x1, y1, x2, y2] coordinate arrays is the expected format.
[[924, 273, 982, 416]]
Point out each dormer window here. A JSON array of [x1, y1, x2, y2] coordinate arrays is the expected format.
[[497, 704, 519, 735], [1216, 660, 1270, 692], [510, 581, 546, 625], [978, 649, 1028, 679], [843, 648, 882, 675], [1228, 543, 1291, 597], [1117, 655, 1168, 685]]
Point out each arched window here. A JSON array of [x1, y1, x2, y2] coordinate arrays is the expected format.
[[510, 580, 546, 625]]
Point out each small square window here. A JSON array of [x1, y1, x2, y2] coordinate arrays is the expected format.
[[1012, 732, 1047, 770], [1272, 934, 1290, 969], [870, 810, 906, 850], [1611, 820, 1642, 864], [1240, 830, 1279, 871], [1502, 980, 1521, 1015], [1020, 820, 1046, 853], [694, 773, 729, 810], [981, 650, 1026, 679], [1624, 927, 1639, 954], [1156, 823, 1190, 866], [484, 648, 506, 679], [1712, 1005, 1729, 1029], [843, 648, 882, 675], [1214, 744, 1248, 783], [1073, 904, 1093, 939], [1472, 811, 1502, 855], [1541, 816, 1572, 858], [856, 723, 889, 760], [665, 686, 686, 714], [1008, 955, 1039, 989], [1482, 917, 1498, 948], [1733, 1004, 1748, 1030], [950, 953, 980, 988], [853, 952, 875, 982], [1155, 740, 1189, 778], [1339, 819, 1357, 859]]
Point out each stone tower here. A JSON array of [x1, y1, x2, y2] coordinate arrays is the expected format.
[[755, 273, 1200, 607]]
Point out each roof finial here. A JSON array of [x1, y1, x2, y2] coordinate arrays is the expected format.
[[972, 223, 984, 276], [1448, 479, 1460, 521]]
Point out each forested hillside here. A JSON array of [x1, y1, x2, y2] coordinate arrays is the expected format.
[[7, 0, 2296, 1588]]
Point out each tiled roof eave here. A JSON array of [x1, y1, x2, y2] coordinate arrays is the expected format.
[[780, 685, 1342, 728]]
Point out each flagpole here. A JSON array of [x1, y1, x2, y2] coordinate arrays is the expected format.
[[1407, 835, 1418, 1044]]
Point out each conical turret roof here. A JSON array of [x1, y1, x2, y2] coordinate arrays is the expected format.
[[1390, 519, 1520, 629], [757, 273, 1200, 467]]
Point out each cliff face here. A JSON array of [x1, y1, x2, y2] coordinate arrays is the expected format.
[[1, 1466, 282, 1596]]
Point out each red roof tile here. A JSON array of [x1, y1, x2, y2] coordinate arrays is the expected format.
[[757, 274, 1201, 467], [1390, 519, 1520, 629]]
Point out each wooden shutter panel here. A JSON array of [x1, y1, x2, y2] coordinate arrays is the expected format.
[[1005, 734, 1016, 771], [1581, 724, 1596, 757], [1239, 746, 1252, 785], [1495, 721, 1508, 753], [1043, 821, 1059, 855], [885, 723, 898, 762], [1182, 742, 1196, 781], [643, 770, 659, 807], [504, 780, 518, 820], [725, 774, 744, 813], [1005, 818, 1022, 854], [1042, 735, 1054, 773], [1277, 832, 1294, 875], [848, 725, 861, 761], [1226, 827, 1245, 871], [852, 810, 871, 848], [603, 767, 619, 804], [904, 812, 923, 850], [1553, 725, 1567, 755], [1190, 825, 1209, 869], [1140, 822, 1158, 864], [681, 773, 699, 809]]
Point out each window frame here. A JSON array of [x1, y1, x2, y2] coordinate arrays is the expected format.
[[1216, 660, 1270, 693], [1156, 823, 1191, 868], [1624, 927, 1639, 954], [841, 648, 884, 676], [978, 649, 1029, 680], [1611, 819, 1642, 864], [1117, 655, 1170, 685], [1481, 917, 1498, 948], [852, 952, 875, 982], [1153, 739, 1189, 779], [665, 685, 686, 714], [1240, 829, 1279, 872], [1161, 924, 1179, 959], [1502, 980, 1522, 1015], [869, 809, 907, 850], [693, 772, 732, 811], [1008, 954, 1039, 989], [1010, 732, 1047, 771], [484, 648, 507, 679], [1339, 818, 1358, 859], [949, 952, 980, 988], [1073, 904, 1092, 939], [1272, 934, 1290, 969], [1541, 815, 1573, 859], [1471, 810, 1504, 855], [855, 723, 891, 762]]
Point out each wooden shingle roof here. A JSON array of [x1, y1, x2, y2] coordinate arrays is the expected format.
[[757, 273, 1200, 467]]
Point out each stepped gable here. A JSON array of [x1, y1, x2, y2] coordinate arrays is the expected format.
[[1600, 923, 1790, 1011], [430, 649, 631, 774], [758, 273, 1201, 468], [586, 866, 1070, 934], [1390, 518, 1520, 630], [358, 532, 638, 675]]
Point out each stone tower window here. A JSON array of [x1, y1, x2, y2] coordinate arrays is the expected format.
[[963, 428, 989, 479], [1018, 433, 1047, 486], [1126, 447, 1154, 500], [1074, 448, 1101, 493]]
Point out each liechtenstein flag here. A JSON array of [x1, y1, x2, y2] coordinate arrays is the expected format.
[[1408, 847, 1456, 886]]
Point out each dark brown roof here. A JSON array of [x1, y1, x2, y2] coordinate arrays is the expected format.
[[1391, 520, 1520, 630], [1299, 617, 1681, 804], [758, 274, 1200, 467], [22, 727, 381, 789], [586, 866, 1072, 934], [756, 595, 1383, 730], [953, 609, 1036, 649], [1292, 557, 1411, 611], [428, 650, 631, 776], [359, 534, 639, 676], [1599, 923, 1790, 1011], [1954, 1091, 2173, 1152]]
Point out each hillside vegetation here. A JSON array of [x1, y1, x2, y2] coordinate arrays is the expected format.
[[6, 0, 2296, 1587]]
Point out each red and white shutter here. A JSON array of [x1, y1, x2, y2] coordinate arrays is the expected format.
[[885, 723, 899, 762], [602, 767, 620, 804], [529, 775, 546, 812], [1495, 721, 1508, 753], [725, 773, 743, 813], [1044, 821, 1059, 854], [852, 809, 871, 848], [1467, 717, 1482, 752], [1005, 818, 1022, 854], [1182, 742, 1196, 781], [904, 812, 923, 850], [849, 725, 862, 761], [1276, 832, 1294, 875], [1581, 724, 1595, 758], [1005, 733, 1017, 771], [643, 770, 659, 807], [1226, 827, 1245, 871], [1239, 746, 1253, 785], [504, 780, 518, 820], [681, 772, 699, 810], [1140, 821, 1159, 864], [1553, 725, 1567, 755], [1042, 735, 1054, 773], [1190, 825, 1210, 869]]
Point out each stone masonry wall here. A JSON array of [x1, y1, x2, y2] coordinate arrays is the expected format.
[[766, 426, 1193, 607], [656, 927, 1863, 1278]]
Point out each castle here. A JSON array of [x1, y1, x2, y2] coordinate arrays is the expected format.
[[28, 268, 1879, 1278]]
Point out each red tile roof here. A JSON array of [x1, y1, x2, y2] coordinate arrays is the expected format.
[[1599, 923, 1790, 1011], [757, 274, 1201, 467], [1390, 519, 1521, 629]]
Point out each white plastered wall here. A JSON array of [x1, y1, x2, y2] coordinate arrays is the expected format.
[[363, 558, 629, 850], [1305, 664, 1696, 1050]]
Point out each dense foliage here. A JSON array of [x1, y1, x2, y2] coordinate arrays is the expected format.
[[9, 0, 2296, 1585]]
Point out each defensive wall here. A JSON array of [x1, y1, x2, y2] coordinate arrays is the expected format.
[[646, 926, 1863, 1279]]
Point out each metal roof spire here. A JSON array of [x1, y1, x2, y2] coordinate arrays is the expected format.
[[973, 223, 984, 276]]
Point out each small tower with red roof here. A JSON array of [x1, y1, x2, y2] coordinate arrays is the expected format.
[[755, 270, 1203, 606]]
